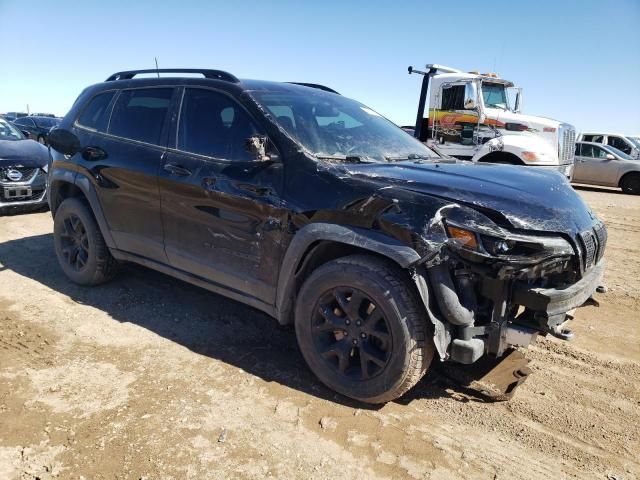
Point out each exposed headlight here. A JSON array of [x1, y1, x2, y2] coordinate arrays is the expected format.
[[445, 223, 573, 259], [42, 163, 48, 173]]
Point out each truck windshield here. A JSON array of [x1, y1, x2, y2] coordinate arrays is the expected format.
[[249, 87, 438, 163], [482, 83, 509, 110]]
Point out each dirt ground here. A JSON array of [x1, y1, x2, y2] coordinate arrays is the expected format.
[[0, 186, 638, 480]]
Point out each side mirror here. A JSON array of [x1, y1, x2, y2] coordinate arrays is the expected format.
[[245, 135, 270, 161], [605, 153, 616, 161], [514, 90, 522, 113], [48, 128, 81, 156], [463, 82, 478, 110]]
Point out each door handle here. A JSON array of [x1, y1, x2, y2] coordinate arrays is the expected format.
[[82, 146, 108, 161], [163, 163, 192, 176]]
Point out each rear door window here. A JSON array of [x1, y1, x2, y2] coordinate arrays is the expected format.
[[177, 88, 260, 161], [580, 144, 595, 157], [77, 91, 116, 132], [15, 117, 35, 127], [109, 88, 174, 145]]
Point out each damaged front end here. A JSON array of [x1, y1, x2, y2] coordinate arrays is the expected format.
[[411, 203, 607, 365]]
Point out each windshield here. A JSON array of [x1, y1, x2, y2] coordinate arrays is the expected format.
[[249, 87, 438, 163], [0, 119, 24, 140], [628, 136, 640, 149], [606, 145, 634, 160], [482, 83, 509, 110], [34, 117, 59, 128]]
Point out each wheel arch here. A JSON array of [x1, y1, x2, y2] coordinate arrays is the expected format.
[[476, 151, 524, 165], [619, 170, 640, 188], [49, 171, 116, 249], [274, 223, 421, 325]]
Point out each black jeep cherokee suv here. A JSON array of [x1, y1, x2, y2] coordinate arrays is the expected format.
[[48, 68, 606, 403]]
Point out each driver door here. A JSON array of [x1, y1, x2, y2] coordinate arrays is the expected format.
[[433, 83, 479, 159], [159, 87, 286, 305]]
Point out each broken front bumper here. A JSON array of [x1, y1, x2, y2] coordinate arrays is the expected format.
[[439, 260, 605, 365], [513, 260, 605, 320]]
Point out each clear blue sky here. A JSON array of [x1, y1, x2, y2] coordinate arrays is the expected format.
[[1, 0, 638, 134]]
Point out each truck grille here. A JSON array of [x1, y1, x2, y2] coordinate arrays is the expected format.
[[579, 222, 607, 271], [558, 124, 576, 164]]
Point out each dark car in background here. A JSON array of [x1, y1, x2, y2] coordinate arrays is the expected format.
[[0, 118, 49, 214], [2, 112, 28, 122], [13, 115, 61, 145]]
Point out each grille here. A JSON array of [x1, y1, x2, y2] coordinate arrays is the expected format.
[[558, 124, 576, 164], [0, 167, 38, 183], [580, 230, 597, 270], [579, 222, 607, 271]]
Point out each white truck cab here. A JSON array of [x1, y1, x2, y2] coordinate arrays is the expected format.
[[408, 64, 576, 178]]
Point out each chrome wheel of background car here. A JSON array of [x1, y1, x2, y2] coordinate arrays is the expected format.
[[311, 287, 391, 381], [59, 214, 89, 271], [38, 136, 46, 145]]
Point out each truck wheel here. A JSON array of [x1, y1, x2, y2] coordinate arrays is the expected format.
[[294, 254, 434, 404], [620, 174, 640, 195], [53, 197, 118, 285]]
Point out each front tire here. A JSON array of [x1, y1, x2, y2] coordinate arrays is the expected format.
[[53, 197, 118, 285], [294, 254, 434, 404]]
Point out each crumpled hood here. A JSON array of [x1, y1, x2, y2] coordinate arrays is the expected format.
[[0, 139, 48, 168], [342, 160, 595, 235]]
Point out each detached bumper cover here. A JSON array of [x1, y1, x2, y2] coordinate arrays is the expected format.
[[512, 260, 605, 317]]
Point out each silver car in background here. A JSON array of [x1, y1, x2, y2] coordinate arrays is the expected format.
[[573, 141, 640, 194], [578, 132, 640, 159]]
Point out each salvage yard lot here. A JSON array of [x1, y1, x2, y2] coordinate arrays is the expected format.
[[0, 187, 638, 480]]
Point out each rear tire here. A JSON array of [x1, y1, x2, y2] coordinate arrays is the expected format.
[[53, 197, 118, 285], [620, 174, 640, 195], [294, 254, 434, 404]]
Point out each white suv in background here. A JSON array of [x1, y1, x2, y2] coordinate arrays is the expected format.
[[578, 132, 640, 159]]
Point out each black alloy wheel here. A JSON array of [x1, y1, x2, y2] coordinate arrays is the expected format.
[[295, 254, 434, 404], [59, 214, 90, 271], [53, 197, 118, 285], [311, 287, 391, 381]]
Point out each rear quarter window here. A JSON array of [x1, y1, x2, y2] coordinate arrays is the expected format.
[[77, 91, 116, 132], [108, 88, 173, 145]]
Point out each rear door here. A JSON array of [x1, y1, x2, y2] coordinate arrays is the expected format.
[[159, 87, 285, 305], [74, 86, 177, 262]]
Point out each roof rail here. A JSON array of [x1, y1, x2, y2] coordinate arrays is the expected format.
[[106, 69, 239, 83], [287, 82, 340, 95]]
